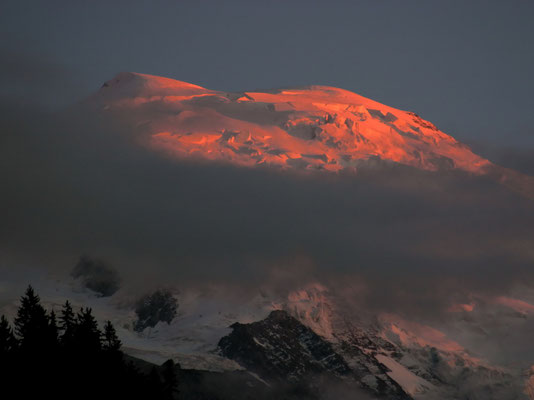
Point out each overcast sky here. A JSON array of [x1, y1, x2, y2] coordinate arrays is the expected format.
[[1, 0, 534, 303], [1, 0, 533, 150]]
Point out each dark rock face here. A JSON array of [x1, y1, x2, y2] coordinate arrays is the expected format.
[[218, 310, 410, 399], [219, 310, 350, 382]]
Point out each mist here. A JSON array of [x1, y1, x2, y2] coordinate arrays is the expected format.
[[1, 92, 534, 323]]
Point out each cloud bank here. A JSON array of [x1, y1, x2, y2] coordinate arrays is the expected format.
[[1, 93, 534, 321]]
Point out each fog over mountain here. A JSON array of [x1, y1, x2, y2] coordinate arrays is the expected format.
[[1, 70, 534, 399], [1, 71, 533, 311]]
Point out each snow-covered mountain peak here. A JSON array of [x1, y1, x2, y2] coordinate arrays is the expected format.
[[284, 283, 335, 339], [84, 72, 499, 176], [94, 71, 212, 101]]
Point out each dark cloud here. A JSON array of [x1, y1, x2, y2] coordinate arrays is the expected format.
[[465, 139, 534, 176], [0, 46, 83, 109], [71, 255, 120, 297], [1, 97, 534, 322]]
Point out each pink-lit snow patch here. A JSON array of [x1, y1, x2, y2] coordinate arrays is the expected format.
[[380, 313, 464, 353], [285, 283, 334, 339]]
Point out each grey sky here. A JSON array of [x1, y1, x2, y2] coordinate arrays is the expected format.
[[2, 1, 533, 149]]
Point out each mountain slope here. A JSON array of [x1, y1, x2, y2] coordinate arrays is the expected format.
[[218, 309, 410, 399], [88, 72, 491, 174], [82, 71, 534, 198], [1, 272, 531, 399]]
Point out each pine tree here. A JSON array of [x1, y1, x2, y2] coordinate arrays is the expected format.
[[14, 285, 39, 337], [0, 315, 17, 354], [14, 285, 49, 351], [59, 300, 76, 347], [47, 310, 59, 347], [161, 359, 178, 400], [4, 286, 170, 400], [74, 307, 102, 353], [103, 320, 121, 351]]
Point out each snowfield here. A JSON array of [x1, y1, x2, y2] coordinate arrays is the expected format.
[[1, 266, 533, 399]]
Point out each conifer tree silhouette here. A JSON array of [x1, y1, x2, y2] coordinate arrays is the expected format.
[[103, 320, 121, 352], [59, 300, 76, 346], [74, 307, 102, 353], [162, 359, 179, 400], [149, 366, 163, 396], [14, 285, 49, 352], [0, 315, 17, 354], [47, 310, 59, 347], [3, 286, 168, 400]]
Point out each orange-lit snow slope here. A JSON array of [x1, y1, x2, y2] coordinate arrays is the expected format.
[[90, 72, 495, 174]]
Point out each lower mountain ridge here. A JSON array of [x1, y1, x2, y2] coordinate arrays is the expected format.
[[2, 277, 529, 399], [219, 310, 409, 399]]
